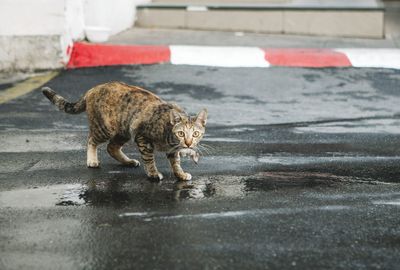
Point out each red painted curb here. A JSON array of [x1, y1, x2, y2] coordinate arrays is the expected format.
[[264, 49, 352, 68], [68, 43, 399, 69], [67, 42, 170, 68]]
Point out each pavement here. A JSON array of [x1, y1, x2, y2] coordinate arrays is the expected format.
[[2, 63, 400, 269], [2, 14, 400, 270], [108, 27, 400, 48]]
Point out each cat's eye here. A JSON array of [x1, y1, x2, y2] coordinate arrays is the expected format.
[[193, 131, 200, 137], [177, 131, 185, 137]]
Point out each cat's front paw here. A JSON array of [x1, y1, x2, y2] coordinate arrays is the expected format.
[[87, 160, 100, 168], [125, 159, 140, 167], [148, 172, 163, 181], [177, 172, 192, 181]]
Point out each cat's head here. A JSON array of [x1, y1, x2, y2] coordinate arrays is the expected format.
[[170, 108, 207, 149]]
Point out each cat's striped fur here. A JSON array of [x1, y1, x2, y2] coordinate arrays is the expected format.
[[42, 81, 207, 181]]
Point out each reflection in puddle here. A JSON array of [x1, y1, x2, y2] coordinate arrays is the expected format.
[[0, 178, 224, 208], [0, 172, 387, 209], [77, 178, 221, 206], [173, 181, 216, 200], [56, 184, 86, 206]]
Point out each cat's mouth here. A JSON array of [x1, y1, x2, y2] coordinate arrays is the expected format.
[[178, 148, 200, 164], [179, 147, 196, 155]]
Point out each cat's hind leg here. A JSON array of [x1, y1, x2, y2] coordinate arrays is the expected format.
[[107, 135, 140, 167], [87, 136, 100, 168]]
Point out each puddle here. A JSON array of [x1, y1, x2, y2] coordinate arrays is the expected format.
[[0, 184, 86, 208], [56, 185, 86, 206], [0, 171, 392, 209], [0, 178, 224, 208]]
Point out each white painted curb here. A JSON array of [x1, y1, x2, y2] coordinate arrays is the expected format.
[[170, 45, 270, 68], [336, 49, 400, 69]]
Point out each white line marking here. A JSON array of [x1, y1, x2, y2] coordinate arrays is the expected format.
[[119, 212, 149, 217], [170, 45, 270, 68], [373, 200, 400, 206], [336, 48, 400, 69], [119, 206, 351, 221]]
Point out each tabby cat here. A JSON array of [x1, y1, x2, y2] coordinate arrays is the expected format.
[[42, 81, 207, 181]]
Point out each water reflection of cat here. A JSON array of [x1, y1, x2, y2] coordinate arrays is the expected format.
[[173, 181, 216, 201], [75, 178, 216, 206]]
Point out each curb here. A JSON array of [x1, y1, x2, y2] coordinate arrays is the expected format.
[[67, 42, 400, 70]]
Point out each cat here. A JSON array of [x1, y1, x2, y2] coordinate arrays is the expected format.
[[42, 81, 207, 181]]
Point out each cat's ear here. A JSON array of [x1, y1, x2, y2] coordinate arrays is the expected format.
[[170, 109, 183, 125], [195, 108, 207, 127]]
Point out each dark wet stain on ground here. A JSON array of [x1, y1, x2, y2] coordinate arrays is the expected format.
[[367, 70, 400, 96], [302, 73, 322, 83], [303, 90, 334, 97], [147, 82, 224, 100], [232, 95, 265, 105], [0, 82, 14, 91], [244, 172, 379, 192], [338, 90, 386, 101]]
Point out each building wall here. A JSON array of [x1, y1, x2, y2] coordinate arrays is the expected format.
[[0, 0, 149, 72]]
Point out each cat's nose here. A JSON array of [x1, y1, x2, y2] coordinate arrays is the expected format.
[[185, 138, 193, 147]]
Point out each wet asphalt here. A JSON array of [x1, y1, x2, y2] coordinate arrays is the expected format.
[[1, 65, 400, 270]]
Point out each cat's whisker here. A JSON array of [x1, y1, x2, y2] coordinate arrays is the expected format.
[[199, 143, 216, 151], [194, 147, 205, 157], [199, 150, 206, 158], [196, 148, 209, 157], [197, 144, 214, 155], [166, 144, 182, 155]]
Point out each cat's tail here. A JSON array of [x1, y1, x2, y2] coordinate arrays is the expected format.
[[42, 87, 86, 114]]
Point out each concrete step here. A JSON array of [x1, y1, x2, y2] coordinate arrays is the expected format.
[[136, 0, 385, 38], [152, 0, 294, 3]]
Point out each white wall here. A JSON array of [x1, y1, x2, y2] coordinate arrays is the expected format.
[[0, 0, 66, 36], [84, 0, 151, 35], [0, 0, 150, 38], [66, 0, 85, 40], [0, 0, 149, 71]]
